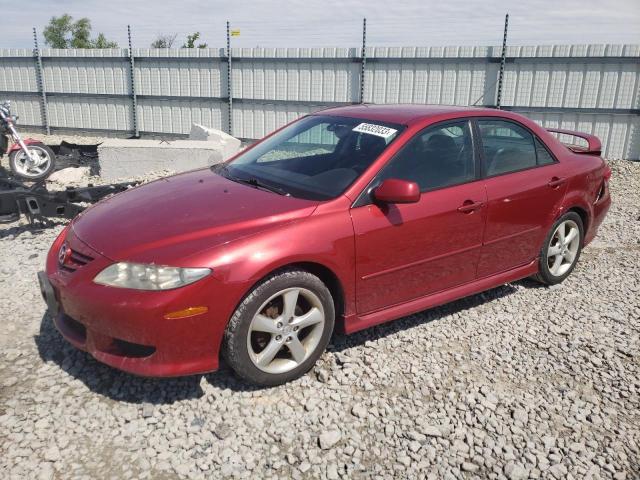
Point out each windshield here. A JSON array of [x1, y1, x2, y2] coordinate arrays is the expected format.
[[217, 115, 404, 200]]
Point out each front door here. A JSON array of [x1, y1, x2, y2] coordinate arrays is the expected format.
[[350, 120, 487, 314]]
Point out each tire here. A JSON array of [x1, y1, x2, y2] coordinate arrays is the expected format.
[[534, 211, 584, 285], [9, 143, 56, 181], [223, 269, 335, 387]]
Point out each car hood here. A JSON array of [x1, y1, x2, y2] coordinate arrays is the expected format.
[[71, 169, 318, 264]]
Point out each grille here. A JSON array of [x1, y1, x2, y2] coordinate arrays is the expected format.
[[60, 249, 94, 273]]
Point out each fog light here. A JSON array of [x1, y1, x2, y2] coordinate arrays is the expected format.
[[163, 306, 209, 320]]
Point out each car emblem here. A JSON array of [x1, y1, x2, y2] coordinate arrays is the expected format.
[[58, 244, 72, 266]]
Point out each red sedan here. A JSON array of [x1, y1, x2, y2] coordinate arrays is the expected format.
[[39, 105, 611, 386]]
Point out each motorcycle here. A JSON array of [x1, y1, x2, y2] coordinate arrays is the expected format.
[[0, 100, 56, 181]]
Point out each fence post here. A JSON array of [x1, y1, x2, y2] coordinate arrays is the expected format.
[[226, 21, 233, 135], [359, 18, 367, 104], [496, 13, 509, 109], [127, 25, 139, 137], [32, 28, 50, 135]]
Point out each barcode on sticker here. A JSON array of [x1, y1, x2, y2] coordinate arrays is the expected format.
[[352, 123, 397, 139]]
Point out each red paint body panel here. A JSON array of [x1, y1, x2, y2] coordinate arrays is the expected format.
[[43, 104, 611, 377], [478, 162, 569, 277], [352, 180, 487, 313], [72, 169, 319, 263], [345, 259, 539, 334], [373, 178, 421, 204], [46, 227, 228, 376]]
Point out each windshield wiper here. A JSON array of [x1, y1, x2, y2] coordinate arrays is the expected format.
[[241, 177, 290, 196], [214, 164, 289, 196]]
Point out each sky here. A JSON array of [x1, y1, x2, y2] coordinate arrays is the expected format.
[[4, 0, 640, 50]]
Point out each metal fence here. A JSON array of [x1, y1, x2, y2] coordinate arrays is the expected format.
[[0, 43, 638, 159]]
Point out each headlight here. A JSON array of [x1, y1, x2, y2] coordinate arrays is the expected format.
[[93, 262, 211, 290]]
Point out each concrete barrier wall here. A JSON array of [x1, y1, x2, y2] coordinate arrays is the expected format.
[[0, 44, 638, 159]]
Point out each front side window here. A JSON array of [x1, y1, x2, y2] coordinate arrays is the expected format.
[[220, 115, 403, 200], [374, 120, 476, 193], [478, 120, 538, 176]]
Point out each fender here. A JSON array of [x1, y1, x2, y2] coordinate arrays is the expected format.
[[7, 138, 43, 154], [187, 209, 356, 363], [557, 195, 592, 225], [210, 210, 355, 308], [556, 180, 595, 244]]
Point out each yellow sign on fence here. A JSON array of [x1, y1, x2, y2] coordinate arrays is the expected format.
[[230, 29, 241, 37]]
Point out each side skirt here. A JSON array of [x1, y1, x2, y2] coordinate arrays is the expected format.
[[344, 259, 538, 334]]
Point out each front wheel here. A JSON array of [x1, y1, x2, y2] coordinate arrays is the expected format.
[[9, 143, 56, 181], [223, 269, 335, 386], [534, 212, 584, 285]]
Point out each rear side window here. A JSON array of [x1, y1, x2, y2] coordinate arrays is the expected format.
[[535, 138, 556, 165], [377, 120, 476, 192], [478, 120, 537, 176]]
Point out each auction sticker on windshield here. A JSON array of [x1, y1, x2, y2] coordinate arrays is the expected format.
[[352, 123, 398, 139]]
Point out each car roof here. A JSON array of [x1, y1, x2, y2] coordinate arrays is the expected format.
[[318, 104, 505, 126]]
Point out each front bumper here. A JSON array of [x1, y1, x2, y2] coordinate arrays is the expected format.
[[40, 227, 232, 377]]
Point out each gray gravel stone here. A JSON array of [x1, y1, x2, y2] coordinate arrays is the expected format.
[[319, 430, 341, 449], [351, 403, 367, 418], [43, 445, 60, 462], [422, 425, 443, 437], [461, 461, 479, 472], [0, 159, 638, 479], [505, 461, 528, 480]]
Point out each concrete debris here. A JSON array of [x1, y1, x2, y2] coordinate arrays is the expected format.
[[188, 124, 242, 160], [0, 159, 638, 479], [47, 166, 91, 186], [98, 139, 229, 181]]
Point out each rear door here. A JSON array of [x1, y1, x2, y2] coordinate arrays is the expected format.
[[475, 119, 569, 278], [351, 119, 487, 313]]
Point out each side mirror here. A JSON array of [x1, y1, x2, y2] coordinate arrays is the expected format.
[[373, 178, 420, 204]]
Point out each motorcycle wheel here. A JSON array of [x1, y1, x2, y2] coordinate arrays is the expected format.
[[9, 143, 56, 181]]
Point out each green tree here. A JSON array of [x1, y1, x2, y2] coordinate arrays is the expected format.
[[43, 14, 73, 48], [70, 17, 92, 48], [182, 32, 207, 49], [93, 33, 118, 49], [43, 14, 118, 49]]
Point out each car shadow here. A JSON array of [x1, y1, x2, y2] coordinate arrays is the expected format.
[[34, 312, 263, 404], [34, 280, 531, 402], [328, 282, 521, 353]]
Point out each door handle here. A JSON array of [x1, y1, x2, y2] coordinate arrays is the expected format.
[[547, 177, 566, 188], [457, 200, 484, 214]]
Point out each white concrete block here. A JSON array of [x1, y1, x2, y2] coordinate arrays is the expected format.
[[188, 124, 241, 160], [98, 139, 225, 181]]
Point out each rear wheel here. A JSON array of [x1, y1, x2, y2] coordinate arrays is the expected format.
[[223, 269, 335, 386], [534, 212, 584, 285], [9, 143, 56, 181]]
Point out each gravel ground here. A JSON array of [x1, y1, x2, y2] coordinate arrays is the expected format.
[[0, 160, 639, 480]]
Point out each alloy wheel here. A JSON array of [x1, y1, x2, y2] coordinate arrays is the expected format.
[[247, 287, 325, 374], [13, 146, 52, 177], [547, 219, 580, 277]]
